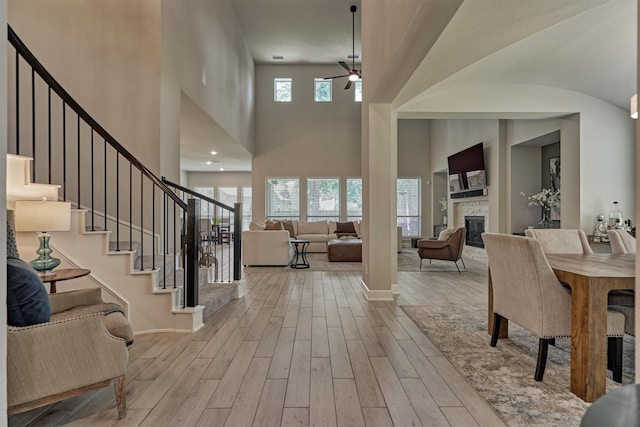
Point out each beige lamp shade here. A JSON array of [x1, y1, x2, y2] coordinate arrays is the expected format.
[[14, 200, 71, 232], [631, 94, 638, 119]]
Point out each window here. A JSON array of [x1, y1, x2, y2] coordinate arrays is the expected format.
[[307, 178, 340, 222], [274, 78, 292, 102], [397, 178, 421, 236], [217, 187, 238, 225], [354, 81, 362, 102], [346, 178, 362, 221], [242, 187, 252, 231], [194, 187, 214, 219], [266, 178, 300, 220], [314, 78, 332, 102]]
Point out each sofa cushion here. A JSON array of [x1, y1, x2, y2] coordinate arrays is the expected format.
[[7, 257, 51, 326], [265, 220, 284, 230], [281, 220, 297, 238], [297, 220, 328, 234], [249, 221, 266, 230]]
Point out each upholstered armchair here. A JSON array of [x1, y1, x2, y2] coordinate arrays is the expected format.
[[606, 229, 636, 337], [482, 233, 625, 382], [417, 226, 466, 273], [7, 210, 132, 418]]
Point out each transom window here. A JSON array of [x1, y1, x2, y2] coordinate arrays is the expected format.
[[274, 78, 292, 102], [397, 178, 421, 237], [314, 78, 332, 102], [307, 178, 340, 222], [266, 178, 300, 220]]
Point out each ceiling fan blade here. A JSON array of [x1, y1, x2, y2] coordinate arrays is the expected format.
[[344, 80, 352, 90], [338, 61, 351, 72], [324, 74, 349, 80]]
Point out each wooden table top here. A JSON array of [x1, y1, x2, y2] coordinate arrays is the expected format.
[[546, 254, 635, 279], [40, 268, 91, 283]]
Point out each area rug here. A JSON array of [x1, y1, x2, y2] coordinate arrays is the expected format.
[[401, 304, 635, 427]]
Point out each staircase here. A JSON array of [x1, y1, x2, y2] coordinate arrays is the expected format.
[[6, 26, 241, 333]]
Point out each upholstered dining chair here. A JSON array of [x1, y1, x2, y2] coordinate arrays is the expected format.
[[606, 229, 636, 338], [607, 229, 636, 255], [482, 233, 625, 382], [523, 228, 593, 254], [416, 227, 466, 273]]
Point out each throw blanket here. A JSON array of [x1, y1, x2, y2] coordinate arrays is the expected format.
[[51, 302, 125, 321]]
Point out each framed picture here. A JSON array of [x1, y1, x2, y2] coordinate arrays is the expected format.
[[449, 174, 461, 192], [466, 169, 486, 189]]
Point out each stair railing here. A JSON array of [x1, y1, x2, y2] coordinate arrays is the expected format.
[[7, 25, 200, 308], [162, 178, 241, 282]]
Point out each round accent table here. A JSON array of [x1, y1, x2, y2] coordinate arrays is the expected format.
[[41, 268, 91, 293], [290, 239, 310, 269]]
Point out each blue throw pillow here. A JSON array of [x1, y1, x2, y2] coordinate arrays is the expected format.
[[7, 257, 51, 326]]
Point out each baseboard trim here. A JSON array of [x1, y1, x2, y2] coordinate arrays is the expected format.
[[392, 284, 399, 295], [359, 279, 394, 301]]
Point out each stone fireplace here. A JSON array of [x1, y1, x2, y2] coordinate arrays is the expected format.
[[454, 200, 489, 263]]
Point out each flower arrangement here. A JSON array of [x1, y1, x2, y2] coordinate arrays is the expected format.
[[520, 188, 560, 210], [439, 197, 448, 212]]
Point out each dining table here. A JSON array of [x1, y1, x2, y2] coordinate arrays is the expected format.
[[488, 253, 635, 402]]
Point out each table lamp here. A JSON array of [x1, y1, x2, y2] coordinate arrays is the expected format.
[[14, 199, 71, 276]]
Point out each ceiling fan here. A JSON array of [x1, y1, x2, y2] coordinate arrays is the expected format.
[[324, 5, 361, 90]]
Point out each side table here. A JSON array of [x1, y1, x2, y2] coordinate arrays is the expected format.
[[41, 268, 91, 293], [290, 239, 310, 269]]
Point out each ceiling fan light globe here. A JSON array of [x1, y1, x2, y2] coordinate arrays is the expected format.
[[348, 74, 359, 82]]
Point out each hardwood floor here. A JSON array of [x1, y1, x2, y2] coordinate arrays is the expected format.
[[9, 258, 507, 426]]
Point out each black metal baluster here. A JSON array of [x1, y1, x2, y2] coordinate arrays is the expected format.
[[15, 49, 19, 155], [90, 130, 95, 231], [129, 163, 133, 252], [152, 184, 156, 270], [163, 192, 167, 290], [116, 153, 120, 250], [104, 138, 107, 231], [140, 171, 144, 270], [77, 115, 81, 208], [62, 101, 66, 201], [31, 67, 35, 181], [47, 87, 51, 184]]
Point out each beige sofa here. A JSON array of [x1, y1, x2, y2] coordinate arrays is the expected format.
[[242, 229, 293, 266]]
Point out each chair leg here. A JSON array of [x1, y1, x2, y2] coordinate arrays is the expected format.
[[114, 375, 127, 419], [453, 260, 461, 273], [420, 258, 423, 269], [534, 338, 551, 381], [549, 338, 556, 346], [608, 336, 623, 383], [490, 313, 503, 347], [460, 258, 466, 269]]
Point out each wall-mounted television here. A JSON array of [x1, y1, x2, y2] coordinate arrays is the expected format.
[[447, 142, 487, 194]]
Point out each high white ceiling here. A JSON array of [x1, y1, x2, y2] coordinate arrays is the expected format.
[[180, 0, 637, 172]]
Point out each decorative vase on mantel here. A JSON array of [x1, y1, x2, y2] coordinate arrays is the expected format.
[[537, 209, 553, 229]]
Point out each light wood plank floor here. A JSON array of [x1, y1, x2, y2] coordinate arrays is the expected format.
[[9, 258, 508, 427]]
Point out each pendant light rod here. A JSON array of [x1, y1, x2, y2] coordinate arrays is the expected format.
[[351, 5, 356, 70]]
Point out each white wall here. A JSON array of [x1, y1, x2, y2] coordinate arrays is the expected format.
[[397, 84, 635, 233], [397, 119, 430, 237], [252, 64, 361, 221], [9, 0, 163, 172], [188, 172, 252, 190]]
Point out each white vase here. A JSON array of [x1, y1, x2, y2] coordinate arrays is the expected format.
[[443, 215, 447, 225]]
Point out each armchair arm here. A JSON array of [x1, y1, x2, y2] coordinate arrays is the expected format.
[[7, 313, 128, 408], [417, 239, 450, 249], [48, 287, 103, 314]]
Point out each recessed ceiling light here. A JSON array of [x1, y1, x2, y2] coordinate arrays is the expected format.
[[210, 151, 217, 155], [206, 161, 212, 165], [220, 168, 225, 171], [272, 55, 284, 60]]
